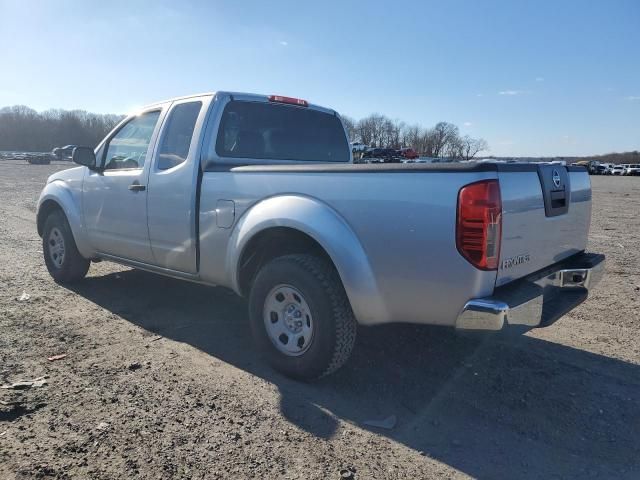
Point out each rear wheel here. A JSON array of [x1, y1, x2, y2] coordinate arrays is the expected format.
[[42, 211, 90, 283], [249, 254, 357, 380]]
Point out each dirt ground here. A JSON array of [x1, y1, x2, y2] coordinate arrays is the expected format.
[[1, 160, 639, 480]]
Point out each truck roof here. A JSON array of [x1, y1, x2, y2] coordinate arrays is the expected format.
[[141, 91, 337, 116]]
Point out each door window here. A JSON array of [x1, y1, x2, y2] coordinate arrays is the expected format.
[[103, 111, 161, 170], [157, 102, 202, 170]]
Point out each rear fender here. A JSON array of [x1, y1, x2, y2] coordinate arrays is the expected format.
[[227, 195, 389, 325]]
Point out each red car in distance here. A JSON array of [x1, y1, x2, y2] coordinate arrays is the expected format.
[[399, 147, 419, 160]]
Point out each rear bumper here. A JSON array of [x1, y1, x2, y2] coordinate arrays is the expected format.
[[455, 252, 605, 331]]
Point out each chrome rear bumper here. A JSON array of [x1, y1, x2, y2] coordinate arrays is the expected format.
[[456, 252, 605, 331]]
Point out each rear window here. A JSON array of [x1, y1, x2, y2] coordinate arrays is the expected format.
[[215, 100, 349, 162]]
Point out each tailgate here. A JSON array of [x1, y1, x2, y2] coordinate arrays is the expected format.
[[496, 165, 592, 287]]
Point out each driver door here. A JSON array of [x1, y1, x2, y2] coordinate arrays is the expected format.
[[83, 107, 166, 263]]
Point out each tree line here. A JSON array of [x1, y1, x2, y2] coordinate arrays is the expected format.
[[0, 104, 489, 160], [341, 113, 489, 160], [573, 151, 640, 165], [0, 105, 124, 152]]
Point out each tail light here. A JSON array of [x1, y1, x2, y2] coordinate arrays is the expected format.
[[456, 180, 502, 270], [268, 95, 308, 107]]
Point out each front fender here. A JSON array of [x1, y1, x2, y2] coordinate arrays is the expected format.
[[227, 195, 390, 325], [37, 181, 94, 259]]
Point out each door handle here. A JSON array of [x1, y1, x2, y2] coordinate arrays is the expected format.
[[128, 182, 146, 192]]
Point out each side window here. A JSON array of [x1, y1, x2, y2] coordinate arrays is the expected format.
[[103, 111, 161, 170], [157, 101, 202, 170]]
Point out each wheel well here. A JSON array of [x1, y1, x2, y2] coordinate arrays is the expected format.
[[37, 200, 64, 237], [238, 227, 334, 296]]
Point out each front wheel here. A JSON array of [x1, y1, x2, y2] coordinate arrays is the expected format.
[[249, 254, 357, 380], [42, 211, 90, 283]]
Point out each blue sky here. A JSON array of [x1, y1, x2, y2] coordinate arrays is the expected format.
[[0, 0, 638, 156]]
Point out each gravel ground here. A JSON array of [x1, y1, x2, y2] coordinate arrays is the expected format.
[[1, 160, 639, 479]]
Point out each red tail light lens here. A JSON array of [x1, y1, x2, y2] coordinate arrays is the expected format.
[[456, 180, 502, 270], [268, 95, 308, 107]]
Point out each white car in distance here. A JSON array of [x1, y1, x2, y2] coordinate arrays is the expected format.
[[610, 165, 625, 176], [624, 164, 640, 176]]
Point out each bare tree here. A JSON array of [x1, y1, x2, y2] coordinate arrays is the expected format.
[[355, 115, 372, 146], [387, 119, 404, 149], [460, 136, 489, 160], [354, 115, 409, 149], [431, 122, 459, 158], [356, 113, 388, 147], [402, 124, 421, 150], [444, 135, 464, 160], [340, 114, 357, 142]]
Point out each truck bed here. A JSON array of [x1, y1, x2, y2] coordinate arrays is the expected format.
[[198, 162, 590, 327], [205, 160, 587, 174]]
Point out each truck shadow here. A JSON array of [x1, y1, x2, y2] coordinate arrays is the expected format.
[[68, 268, 640, 479]]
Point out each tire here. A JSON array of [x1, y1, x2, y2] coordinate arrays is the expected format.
[[249, 254, 357, 380], [42, 210, 90, 283]]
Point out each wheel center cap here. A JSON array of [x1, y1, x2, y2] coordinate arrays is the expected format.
[[283, 304, 303, 333]]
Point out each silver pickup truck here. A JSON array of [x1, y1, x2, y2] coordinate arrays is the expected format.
[[37, 92, 605, 379]]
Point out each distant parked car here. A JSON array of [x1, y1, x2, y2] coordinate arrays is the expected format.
[[600, 163, 615, 175], [398, 147, 419, 160], [624, 164, 640, 176], [572, 161, 595, 174], [52, 145, 77, 160], [26, 154, 51, 165], [362, 148, 401, 163], [610, 165, 625, 176], [350, 142, 368, 153], [592, 165, 609, 175]]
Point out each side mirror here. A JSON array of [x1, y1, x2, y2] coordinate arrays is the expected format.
[[72, 147, 97, 169]]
